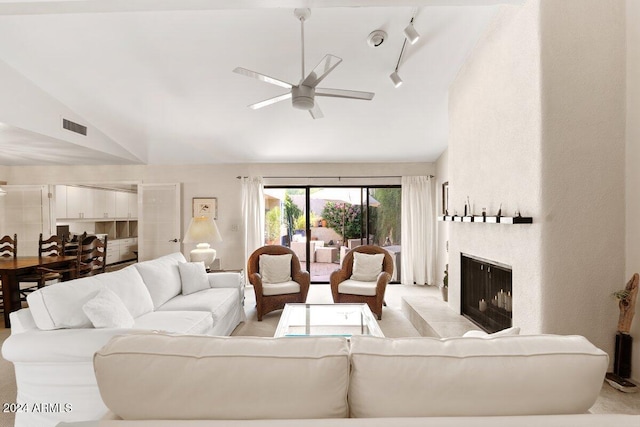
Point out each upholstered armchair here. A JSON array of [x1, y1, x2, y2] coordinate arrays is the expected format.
[[330, 245, 393, 320], [247, 245, 310, 321]]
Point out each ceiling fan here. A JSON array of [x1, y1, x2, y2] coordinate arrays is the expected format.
[[233, 8, 375, 119]]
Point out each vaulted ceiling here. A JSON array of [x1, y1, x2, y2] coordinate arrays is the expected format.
[[0, 0, 522, 166]]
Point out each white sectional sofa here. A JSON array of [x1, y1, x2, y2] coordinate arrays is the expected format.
[[58, 333, 640, 427], [1, 252, 246, 427]]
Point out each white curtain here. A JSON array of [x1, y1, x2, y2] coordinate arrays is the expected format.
[[242, 176, 265, 276], [400, 176, 436, 285]]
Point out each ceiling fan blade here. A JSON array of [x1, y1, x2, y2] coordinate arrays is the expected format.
[[248, 92, 292, 110], [309, 102, 324, 119], [316, 88, 375, 101], [233, 67, 293, 89], [301, 55, 342, 88]]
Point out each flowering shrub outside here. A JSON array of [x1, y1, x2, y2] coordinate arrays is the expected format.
[[321, 202, 362, 239]]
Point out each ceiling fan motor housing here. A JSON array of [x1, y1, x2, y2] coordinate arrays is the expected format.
[[292, 85, 315, 110]]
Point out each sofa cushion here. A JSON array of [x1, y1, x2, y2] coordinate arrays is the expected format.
[[134, 252, 186, 308], [94, 334, 350, 420], [348, 335, 608, 418], [259, 253, 292, 283], [82, 288, 135, 329], [337, 279, 377, 296], [350, 252, 384, 281], [262, 280, 301, 296], [133, 311, 213, 335], [157, 288, 240, 326], [27, 276, 102, 330], [178, 261, 210, 295], [92, 265, 154, 318]]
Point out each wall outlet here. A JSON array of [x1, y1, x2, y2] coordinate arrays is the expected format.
[[231, 224, 239, 232]]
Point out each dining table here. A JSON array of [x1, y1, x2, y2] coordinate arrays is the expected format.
[[0, 255, 77, 328]]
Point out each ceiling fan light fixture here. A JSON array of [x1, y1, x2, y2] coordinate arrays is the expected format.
[[292, 96, 315, 110], [292, 85, 315, 110], [404, 23, 420, 45], [390, 71, 403, 88]]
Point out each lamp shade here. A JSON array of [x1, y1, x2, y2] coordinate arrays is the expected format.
[[183, 216, 222, 269]]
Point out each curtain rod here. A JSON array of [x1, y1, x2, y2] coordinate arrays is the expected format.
[[236, 175, 434, 179]]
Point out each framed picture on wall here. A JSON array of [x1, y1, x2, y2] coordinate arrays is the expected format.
[[192, 197, 218, 219], [442, 182, 449, 215]]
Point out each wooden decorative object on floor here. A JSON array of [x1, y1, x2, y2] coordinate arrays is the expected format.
[[606, 273, 639, 393], [617, 273, 638, 334]]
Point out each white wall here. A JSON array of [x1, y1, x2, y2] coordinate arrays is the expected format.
[[435, 148, 449, 287], [448, 0, 626, 368], [538, 0, 625, 363], [5, 162, 434, 270], [625, 0, 640, 382]]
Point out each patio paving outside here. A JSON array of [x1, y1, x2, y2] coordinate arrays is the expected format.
[[301, 261, 340, 282]]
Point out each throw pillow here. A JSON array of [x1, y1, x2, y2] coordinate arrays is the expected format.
[[259, 254, 292, 284], [462, 326, 521, 338], [351, 252, 385, 282], [179, 262, 210, 295], [82, 288, 135, 329]]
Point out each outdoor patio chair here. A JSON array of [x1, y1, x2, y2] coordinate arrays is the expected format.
[[330, 245, 393, 320], [247, 245, 310, 321]]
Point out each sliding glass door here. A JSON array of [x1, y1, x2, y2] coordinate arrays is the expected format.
[[263, 186, 401, 283]]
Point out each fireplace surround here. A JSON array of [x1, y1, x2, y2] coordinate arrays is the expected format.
[[461, 254, 512, 333]]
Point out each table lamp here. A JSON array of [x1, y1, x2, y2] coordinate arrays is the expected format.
[[183, 216, 222, 269]]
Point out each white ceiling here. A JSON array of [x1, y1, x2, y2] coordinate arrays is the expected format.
[[0, 1, 516, 166]]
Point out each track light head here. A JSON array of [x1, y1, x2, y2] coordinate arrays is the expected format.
[[389, 71, 403, 88], [403, 23, 420, 45]]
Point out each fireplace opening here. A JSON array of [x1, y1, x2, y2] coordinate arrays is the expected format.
[[461, 254, 512, 333]]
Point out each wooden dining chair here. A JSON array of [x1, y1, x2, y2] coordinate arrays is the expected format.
[[0, 234, 17, 312], [19, 234, 67, 299], [77, 235, 108, 278], [63, 232, 87, 256], [0, 234, 17, 258]]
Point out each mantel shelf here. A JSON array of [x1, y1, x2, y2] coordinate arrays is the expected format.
[[437, 215, 532, 224]]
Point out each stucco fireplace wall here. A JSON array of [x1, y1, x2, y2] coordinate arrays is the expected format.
[[448, 0, 625, 368]]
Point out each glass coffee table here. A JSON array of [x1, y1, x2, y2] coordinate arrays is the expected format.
[[274, 303, 384, 338]]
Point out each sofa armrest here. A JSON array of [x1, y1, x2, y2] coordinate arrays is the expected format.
[[9, 308, 38, 334], [207, 272, 245, 306], [2, 328, 137, 363], [207, 272, 243, 289]]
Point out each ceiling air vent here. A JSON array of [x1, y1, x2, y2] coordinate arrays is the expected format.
[[62, 118, 87, 136]]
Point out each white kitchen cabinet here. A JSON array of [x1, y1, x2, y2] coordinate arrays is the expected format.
[[93, 189, 118, 219], [115, 191, 129, 218], [128, 192, 138, 218], [56, 185, 136, 220], [106, 239, 120, 265], [65, 186, 94, 219], [116, 191, 137, 218], [93, 189, 106, 219], [105, 237, 138, 265], [55, 185, 67, 219]]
